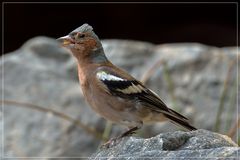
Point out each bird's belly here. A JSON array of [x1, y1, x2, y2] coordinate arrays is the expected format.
[[84, 91, 139, 125], [96, 98, 132, 122]]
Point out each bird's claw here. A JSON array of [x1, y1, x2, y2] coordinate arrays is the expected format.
[[100, 137, 121, 149]]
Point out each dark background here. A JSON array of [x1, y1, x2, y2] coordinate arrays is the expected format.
[[3, 2, 237, 53]]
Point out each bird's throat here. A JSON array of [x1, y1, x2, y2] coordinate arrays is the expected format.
[[76, 47, 108, 87]]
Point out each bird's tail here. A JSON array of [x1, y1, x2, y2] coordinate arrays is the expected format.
[[163, 109, 197, 131]]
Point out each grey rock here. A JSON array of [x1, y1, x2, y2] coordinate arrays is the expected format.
[[1, 37, 238, 158], [91, 129, 239, 160]]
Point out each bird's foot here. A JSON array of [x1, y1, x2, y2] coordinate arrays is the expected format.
[[119, 126, 138, 138], [100, 126, 140, 149], [101, 137, 122, 149]]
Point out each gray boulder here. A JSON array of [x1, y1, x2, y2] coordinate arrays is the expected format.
[[91, 129, 239, 159], [1, 36, 238, 158]]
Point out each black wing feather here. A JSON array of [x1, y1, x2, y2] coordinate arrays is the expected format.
[[101, 79, 171, 113]]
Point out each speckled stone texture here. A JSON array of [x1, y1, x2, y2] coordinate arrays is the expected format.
[[91, 129, 239, 160]]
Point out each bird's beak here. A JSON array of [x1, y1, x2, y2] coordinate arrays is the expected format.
[[57, 35, 74, 46]]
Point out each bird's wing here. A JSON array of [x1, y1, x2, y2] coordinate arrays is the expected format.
[[96, 69, 188, 121]]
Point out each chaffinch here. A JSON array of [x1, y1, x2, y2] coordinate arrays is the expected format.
[[57, 24, 196, 144]]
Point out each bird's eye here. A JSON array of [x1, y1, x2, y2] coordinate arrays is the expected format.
[[80, 34, 85, 38], [77, 33, 85, 39]]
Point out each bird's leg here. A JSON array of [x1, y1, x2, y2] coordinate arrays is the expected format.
[[101, 127, 139, 148], [101, 123, 142, 148], [119, 126, 139, 138]]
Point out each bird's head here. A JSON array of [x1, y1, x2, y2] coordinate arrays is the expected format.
[[57, 24, 103, 61]]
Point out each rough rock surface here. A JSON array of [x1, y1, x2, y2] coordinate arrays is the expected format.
[[91, 129, 239, 159], [1, 37, 238, 158]]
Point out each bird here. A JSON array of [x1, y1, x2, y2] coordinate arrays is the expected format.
[[57, 24, 196, 146]]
